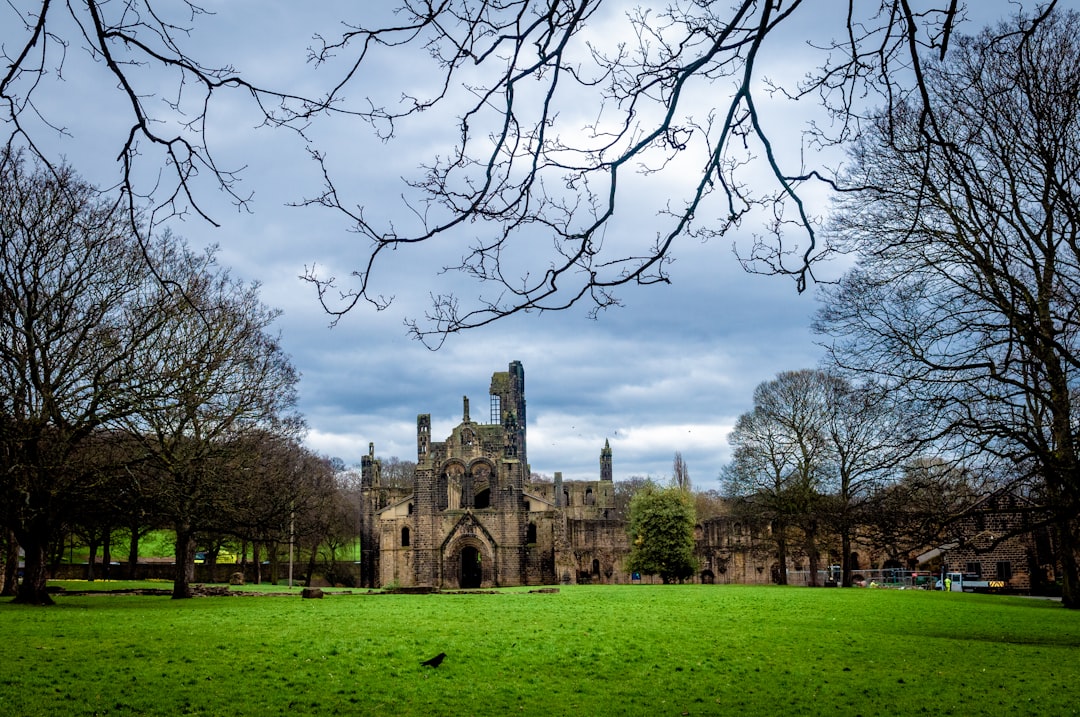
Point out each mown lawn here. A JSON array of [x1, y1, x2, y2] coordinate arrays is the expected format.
[[1, 584, 1077, 716]]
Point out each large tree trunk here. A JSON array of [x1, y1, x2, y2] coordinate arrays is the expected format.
[[0, 530, 17, 596], [1056, 516, 1079, 610], [12, 533, 54, 606], [172, 526, 197, 599]]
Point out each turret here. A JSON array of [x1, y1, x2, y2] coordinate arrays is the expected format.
[[361, 442, 379, 488], [489, 360, 527, 467], [600, 439, 613, 481], [417, 414, 431, 463]]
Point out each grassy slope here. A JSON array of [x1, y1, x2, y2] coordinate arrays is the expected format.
[[1, 585, 1077, 716]]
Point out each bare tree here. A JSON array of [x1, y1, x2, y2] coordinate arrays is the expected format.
[[2, 2, 1047, 344], [816, 9, 1080, 607], [379, 457, 418, 490], [723, 370, 831, 585], [118, 241, 302, 599], [614, 475, 651, 520], [672, 452, 691, 492], [693, 488, 728, 521], [864, 458, 981, 563], [818, 375, 917, 586], [0, 152, 176, 604]]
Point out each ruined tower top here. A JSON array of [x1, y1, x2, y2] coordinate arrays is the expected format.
[[600, 439, 613, 481], [488, 360, 527, 467]]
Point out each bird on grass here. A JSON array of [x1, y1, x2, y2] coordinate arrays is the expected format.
[[420, 652, 446, 668]]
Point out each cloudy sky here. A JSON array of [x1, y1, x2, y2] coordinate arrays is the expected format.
[[2, 1, 1026, 489]]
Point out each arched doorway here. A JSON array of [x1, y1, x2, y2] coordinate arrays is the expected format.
[[460, 546, 482, 589]]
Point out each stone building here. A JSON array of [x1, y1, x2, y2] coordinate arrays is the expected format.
[[357, 360, 1055, 593], [357, 361, 772, 589], [924, 489, 1058, 593], [359, 361, 641, 589]]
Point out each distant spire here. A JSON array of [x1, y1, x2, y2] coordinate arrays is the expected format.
[[463, 395, 470, 423]]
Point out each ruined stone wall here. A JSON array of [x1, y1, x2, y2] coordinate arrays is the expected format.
[[559, 519, 631, 584]]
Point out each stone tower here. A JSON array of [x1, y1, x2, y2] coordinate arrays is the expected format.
[[358, 442, 380, 588], [489, 360, 527, 467], [600, 439, 613, 482]]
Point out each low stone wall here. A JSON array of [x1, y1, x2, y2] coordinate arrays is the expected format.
[[49, 561, 362, 586]]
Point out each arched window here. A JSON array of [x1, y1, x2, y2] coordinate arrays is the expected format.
[[407, 503, 414, 515], [563, 489, 571, 506], [401, 527, 410, 547], [585, 488, 595, 506], [527, 522, 537, 544]]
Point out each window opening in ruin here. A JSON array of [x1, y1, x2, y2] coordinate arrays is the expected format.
[[592, 559, 600, 576], [527, 522, 537, 544], [460, 546, 482, 589], [490, 395, 501, 424], [475, 488, 491, 509], [585, 488, 595, 506], [401, 527, 410, 547], [407, 503, 413, 515], [563, 489, 570, 506]]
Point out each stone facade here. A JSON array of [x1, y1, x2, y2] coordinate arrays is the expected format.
[[360, 361, 652, 588]]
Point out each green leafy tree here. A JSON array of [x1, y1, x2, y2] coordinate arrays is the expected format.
[[626, 483, 697, 584]]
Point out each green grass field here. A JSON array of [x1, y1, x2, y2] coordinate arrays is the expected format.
[[1, 584, 1077, 716]]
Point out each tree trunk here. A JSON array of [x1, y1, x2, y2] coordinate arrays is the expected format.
[[207, 546, 219, 584], [1056, 516, 1078, 610], [102, 529, 112, 581], [172, 527, 197, 599], [12, 533, 54, 605], [805, 520, 820, 587], [0, 530, 14, 596], [269, 543, 279, 585], [774, 522, 789, 585], [127, 527, 140, 580], [840, 530, 853, 588], [253, 542, 262, 585], [86, 531, 99, 582], [305, 541, 319, 587]]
